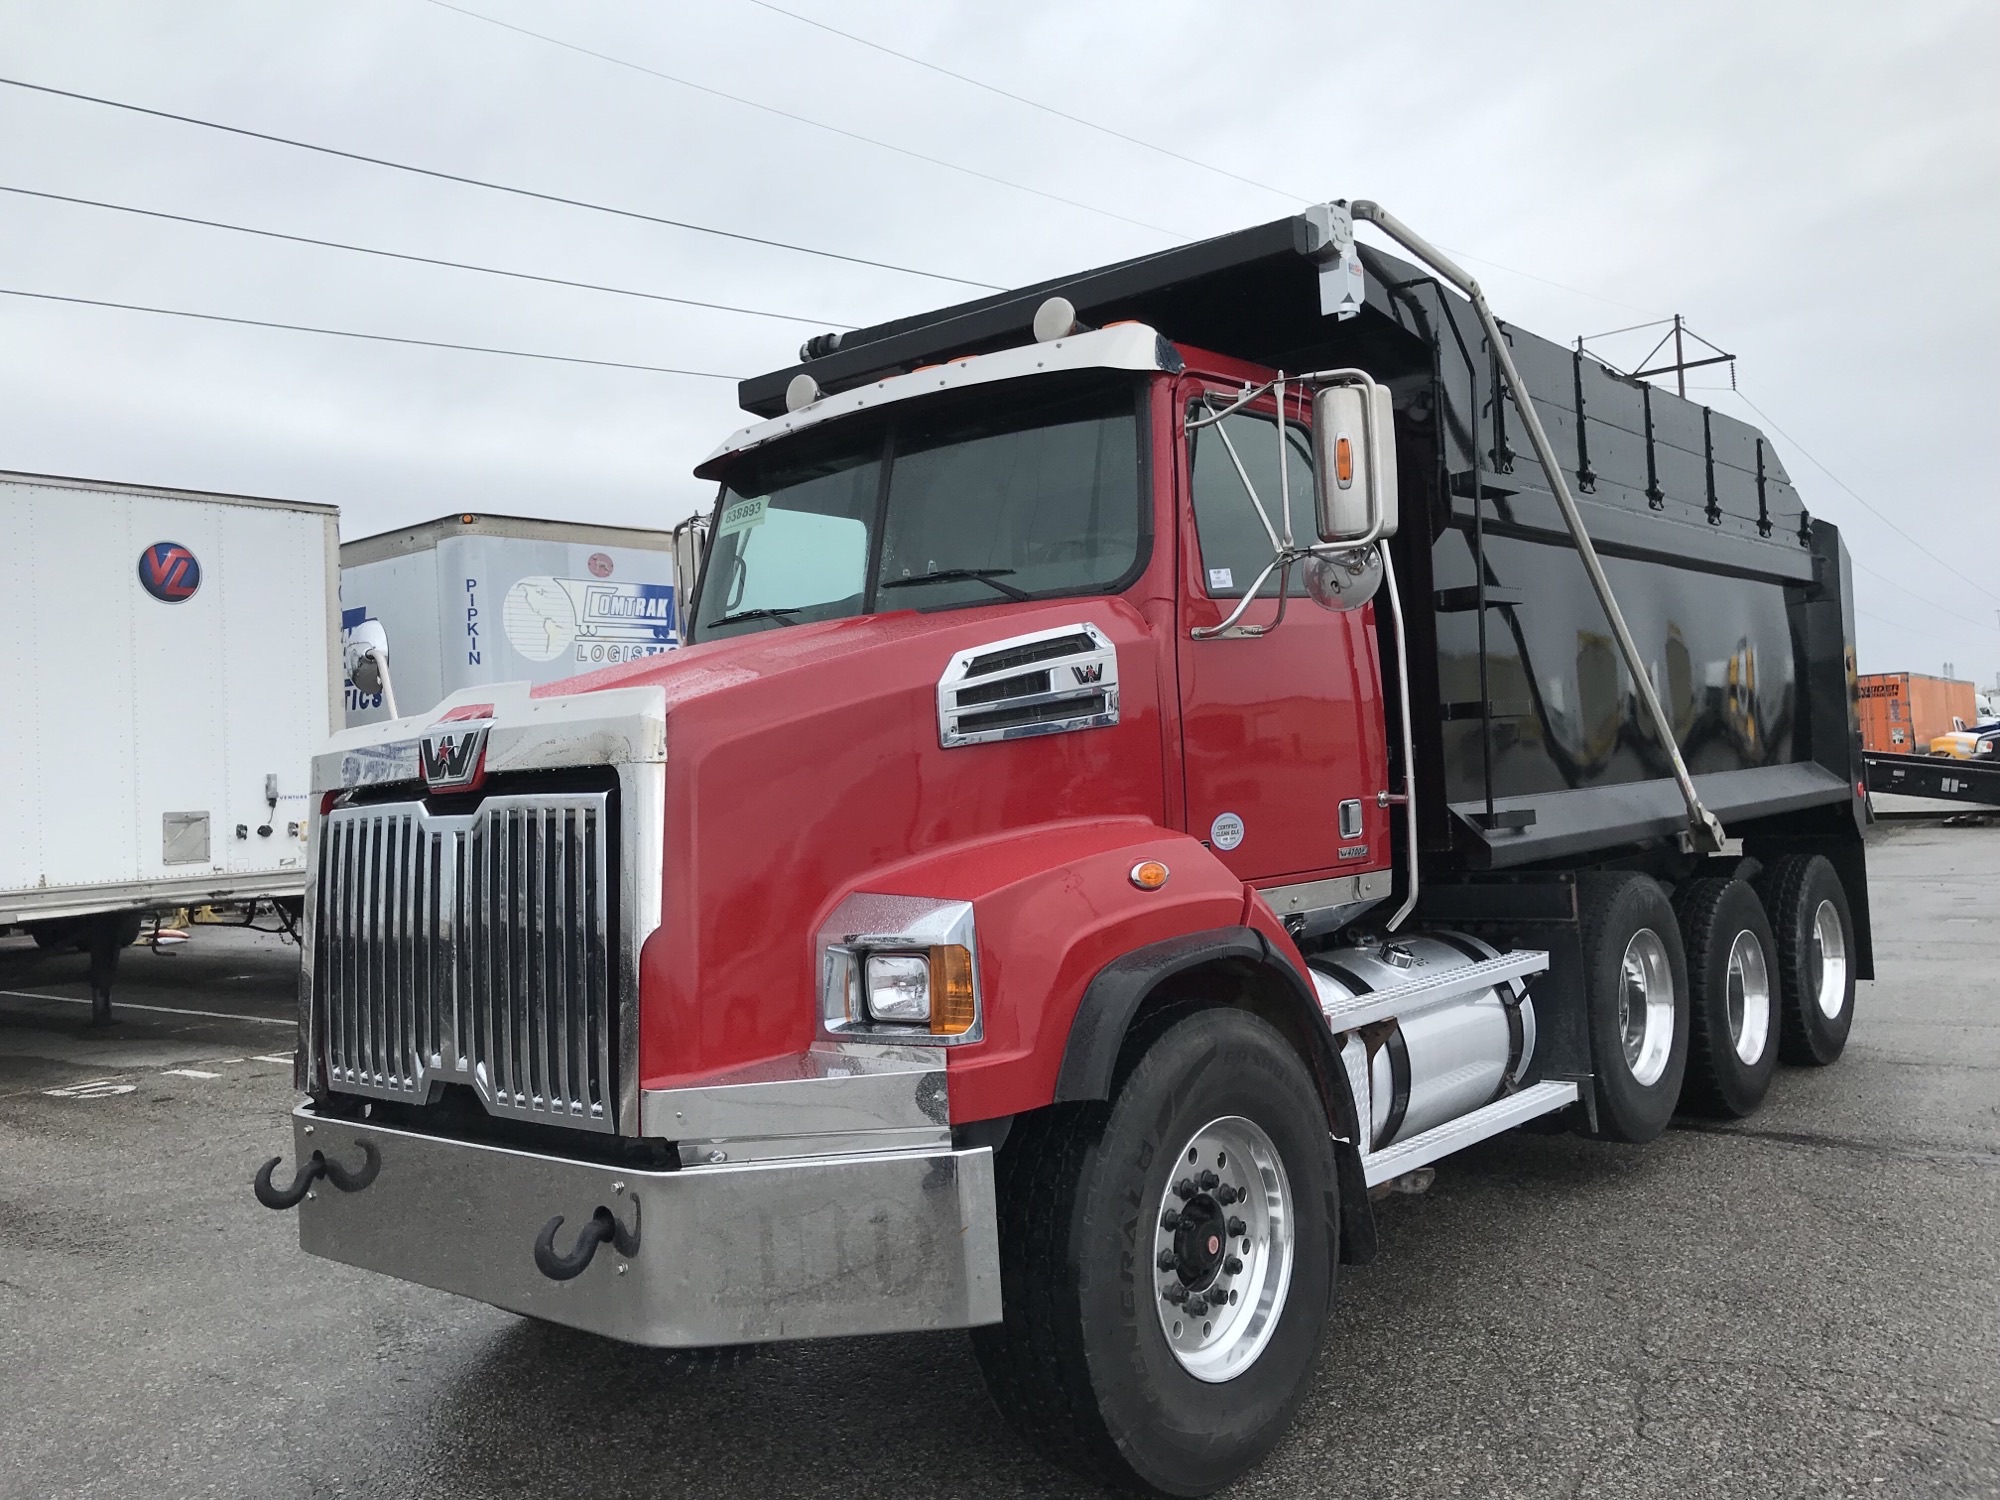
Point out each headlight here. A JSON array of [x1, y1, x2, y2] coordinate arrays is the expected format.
[[866, 953, 931, 1022], [819, 896, 981, 1043]]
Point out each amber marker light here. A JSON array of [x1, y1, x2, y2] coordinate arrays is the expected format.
[[1334, 435, 1355, 486], [928, 944, 978, 1036], [1129, 860, 1171, 891]]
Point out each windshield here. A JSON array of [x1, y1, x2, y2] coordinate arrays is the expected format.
[[693, 371, 1145, 639]]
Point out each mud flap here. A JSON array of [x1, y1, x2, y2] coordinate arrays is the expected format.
[[1334, 1137, 1377, 1265]]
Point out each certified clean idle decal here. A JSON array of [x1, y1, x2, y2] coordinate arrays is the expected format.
[[1209, 812, 1245, 850], [138, 542, 201, 602]]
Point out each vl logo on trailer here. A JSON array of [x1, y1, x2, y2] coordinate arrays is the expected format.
[[138, 542, 201, 602]]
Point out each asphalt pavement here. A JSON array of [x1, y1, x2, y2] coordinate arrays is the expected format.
[[2, 823, 1995, 1499]]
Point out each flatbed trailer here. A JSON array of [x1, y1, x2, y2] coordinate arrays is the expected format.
[[1865, 750, 2000, 807]]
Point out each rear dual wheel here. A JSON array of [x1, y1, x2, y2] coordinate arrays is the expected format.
[[1757, 854, 1857, 1066], [972, 1008, 1336, 1496], [1578, 873, 1690, 1142], [1674, 878, 1779, 1117]]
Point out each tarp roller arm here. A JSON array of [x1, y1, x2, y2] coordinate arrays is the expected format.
[[1348, 200, 1728, 854]]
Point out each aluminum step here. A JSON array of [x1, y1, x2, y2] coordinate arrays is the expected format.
[[1361, 1079, 1580, 1187], [1314, 949, 1549, 1035]]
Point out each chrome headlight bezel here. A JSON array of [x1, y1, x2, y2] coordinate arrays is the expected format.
[[818, 894, 983, 1046]]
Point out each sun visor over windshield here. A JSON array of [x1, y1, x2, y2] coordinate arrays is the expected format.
[[696, 323, 1181, 480]]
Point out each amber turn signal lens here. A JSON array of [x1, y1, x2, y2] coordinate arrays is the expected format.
[[1129, 860, 1170, 891], [1334, 435, 1354, 485], [928, 944, 977, 1035]]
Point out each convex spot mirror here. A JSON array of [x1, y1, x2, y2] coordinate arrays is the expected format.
[[1303, 546, 1383, 611], [343, 619, 391, 695], [1312, 383, 1398, 544]]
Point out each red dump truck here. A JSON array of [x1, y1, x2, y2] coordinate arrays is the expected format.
[[257, 203, 1870, 1494]]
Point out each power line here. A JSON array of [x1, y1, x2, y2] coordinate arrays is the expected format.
[[738, 0, 1312, 206], [1847, 553, 2000, 635], [0, 74, 1000, 292], [0, 184, 854, 329], [742, 1, 1663, 318], [1724, 387, 1999, 608], [418, 0, 1187, 241], [0, 286, 742, 378]]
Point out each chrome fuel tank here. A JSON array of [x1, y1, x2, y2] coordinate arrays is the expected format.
[[1310, 934, 1535, 1151]]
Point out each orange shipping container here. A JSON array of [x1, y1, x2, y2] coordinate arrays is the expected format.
[[1857, 672, 1977, 753]]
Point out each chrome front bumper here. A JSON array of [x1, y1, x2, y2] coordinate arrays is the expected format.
[[291, 1104, 1002, 1346]]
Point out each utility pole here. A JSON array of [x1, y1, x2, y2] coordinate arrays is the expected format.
[[1595, 315, 1734, 392]]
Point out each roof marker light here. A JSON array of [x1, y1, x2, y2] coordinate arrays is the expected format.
[[1033, 296, 1090, 343]]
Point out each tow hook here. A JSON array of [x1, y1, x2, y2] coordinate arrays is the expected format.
[[253, 1141, 380, 1210], [534, 1198, 642, 1282]]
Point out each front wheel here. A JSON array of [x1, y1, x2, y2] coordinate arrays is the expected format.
[[971, 1008, 1337, 1496]]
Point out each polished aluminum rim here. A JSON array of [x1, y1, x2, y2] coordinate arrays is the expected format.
[[1725, 928, 1772, 1065], [1151, 1115, 1294, 1383], [1810, 899, 1848, 1019], [1618, 929, 1675, 1087]]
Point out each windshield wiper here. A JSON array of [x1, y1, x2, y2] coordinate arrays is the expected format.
[[708, 606, 803, 629], [879, 568, 1031, 602]]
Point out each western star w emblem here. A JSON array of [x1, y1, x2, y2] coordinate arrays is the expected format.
[[419, 726, 489, 791], [1071, 662, 1105, 685]]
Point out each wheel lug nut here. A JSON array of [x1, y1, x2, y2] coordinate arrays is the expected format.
[[1157, 1248, 1178, 1271], [1174, 1177, 1196, 1200], [1227, 1216, 1246, 1236], [1215, 1184, 1239, 1205], [1160, 1208, 1181, 1231], [1185, 1295, 1208, 1316], [1162, 1283, 1188, 1304], [1224, 1255, 1244, 1276], [1197, 1170, 1219, 1192]]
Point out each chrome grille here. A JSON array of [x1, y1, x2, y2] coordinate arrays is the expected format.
[[314, 791, 616, 1132]]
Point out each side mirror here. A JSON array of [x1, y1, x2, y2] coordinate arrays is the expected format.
[[1312, 383, 1398, 544], [343, 619, 399, 718]]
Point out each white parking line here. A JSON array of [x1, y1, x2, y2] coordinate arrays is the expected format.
[[0, 989, 293, 1026], [251, 1054, 293, 1064], [160, 1068, 222, 1080], [42, 1079, 137, 1099]]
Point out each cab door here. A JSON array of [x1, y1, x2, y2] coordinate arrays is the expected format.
[[1174, 379, 1390, 883]]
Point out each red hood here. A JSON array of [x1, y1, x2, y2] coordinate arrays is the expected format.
[[535, 596, 1173, 1096], [531, 608, 948, 711]]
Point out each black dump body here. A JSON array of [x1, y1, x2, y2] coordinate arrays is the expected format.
[[742, 212, 1868, 957]]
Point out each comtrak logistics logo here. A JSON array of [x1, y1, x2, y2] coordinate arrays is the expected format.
[[138, 542, 201, 602]]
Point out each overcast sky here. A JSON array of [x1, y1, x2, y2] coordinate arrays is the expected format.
[[3, 0, 1996, 681]]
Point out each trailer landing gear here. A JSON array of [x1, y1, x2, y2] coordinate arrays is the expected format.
[[83, 911, 144, 1026]]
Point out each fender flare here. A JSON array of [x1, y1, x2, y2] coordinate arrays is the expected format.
[[1053, 921, 1378, 1264], [1056, 926, 1277, 1102]]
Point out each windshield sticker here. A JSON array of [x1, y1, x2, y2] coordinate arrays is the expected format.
[[1208, 567, 1234, 591], [1210, 812, 1245, 851], [719, 496, 769, 537]]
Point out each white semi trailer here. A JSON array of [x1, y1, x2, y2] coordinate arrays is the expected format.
[[0, 471, 340, 1021], [339, 513, 701, 727]]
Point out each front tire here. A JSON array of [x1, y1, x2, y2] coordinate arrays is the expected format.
[[971, 1008, 1337, 1496]]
